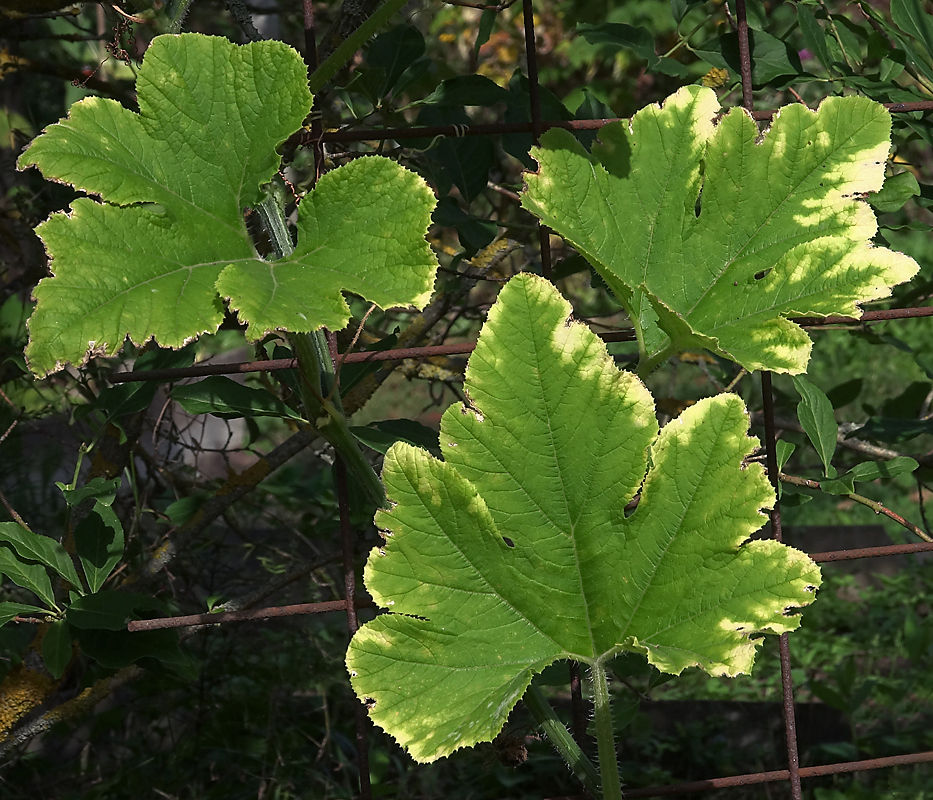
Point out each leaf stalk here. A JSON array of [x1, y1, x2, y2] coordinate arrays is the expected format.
[[258, 194, 386, 509], [524, 682, 602, 798], [591, 660, 624, 800]]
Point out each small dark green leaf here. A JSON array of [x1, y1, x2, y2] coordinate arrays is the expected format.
[[671, 0, 705, 24], [365, 24, 426, 98], [164, 494, 208, 527], [417, 105, 496, 202], [881, 381, 931, 419], [0, 522, 82, 590], [775, 440, 796, 471], [67, 591, 164, 631], [849, 417, 933, 443], [59, 476, 121, 508], [502, 71, 573, 167], [74, 345, 196, 438], [869, 170, 921, 212], [826, 378, 863, 409], [793, 376, 838, 475], [848, 456, 919, 482], [809, 678, 849, 711], [172, 376, 301, 420], [577, 23, 659, 68], [796, 5, 833, 73], [694, 30, 803, 85], [0, 544, 55, 607], [820, 474, 856, 495], [474, 8, 497, 59], [0, 601, 49, 626], [339, 332, 399, 395], [74, 507, 124, 593], [780, 484, 814, 506], [879, 49, 908, 81], [420, 75, 509, 108], [432, 197, 498, 254], [42, 619, 72, 679], [350, 419, 442, 459], [734, 0, 768, 31], [79, 628, 197, 679], [891, 0, 933, 55]]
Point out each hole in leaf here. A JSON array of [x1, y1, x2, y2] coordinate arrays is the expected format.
[[754, 268, 771, 281], [502, 537, 515, 548], [365, 697, 376, 709]]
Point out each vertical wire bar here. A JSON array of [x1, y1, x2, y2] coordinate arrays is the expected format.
[[521, 0, 553, 281], [302, 7, 370, 795], [335, 456, 373, 800], [568, 662, 587, 748], [736, 0, 802, 792], [761, 373, 804, 800], [734, 0, 754, 110]]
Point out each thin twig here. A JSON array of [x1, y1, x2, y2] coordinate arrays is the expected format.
[[780, 473, 933, 543]]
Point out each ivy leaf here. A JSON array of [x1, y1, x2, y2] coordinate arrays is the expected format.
[[19, 33, 438, 377], [346, 274, 820, 762], [521, 86, 918, 373]]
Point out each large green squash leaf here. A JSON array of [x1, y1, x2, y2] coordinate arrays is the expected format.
[[19, 34, 438, 377], [521, 86, 918, 373], [347, 274, 820, 762]]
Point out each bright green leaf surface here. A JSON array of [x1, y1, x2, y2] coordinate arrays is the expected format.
[[19, 34, 438, 377], [521, 86, 918, 373], [347, 274, 820, 762]]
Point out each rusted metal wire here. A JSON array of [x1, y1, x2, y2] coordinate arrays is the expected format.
[[620, 750, 933, 798], [107, 307, 933, 384], [127, 598, 375, 631], [299, 100, 933, 146]]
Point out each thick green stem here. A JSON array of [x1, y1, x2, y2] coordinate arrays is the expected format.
[[287, 331, 386, 509], [257, 193, 385, 509], [524, 683, 602, 799], [307, 0, 412, 94], [591, 661, 623, 800], [636, 341, 677, 379]]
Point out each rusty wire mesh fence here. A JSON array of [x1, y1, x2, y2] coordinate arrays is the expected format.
[[14, 0, 933, 797]]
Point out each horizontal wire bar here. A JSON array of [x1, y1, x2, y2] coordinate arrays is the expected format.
[[302, 101, 933, 145], [128, 540, 933, 632], [620, 750, 933, 798], [127, 597, 375, 631], [108, 307, 933, 384], [810, 541, 933, 562]]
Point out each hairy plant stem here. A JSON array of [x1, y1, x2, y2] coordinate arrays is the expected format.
[[258, 194, 386, 509], [636, 341, 677, 379], [523, 683, 602, 798], [591, 660, 623, 800], [307, 0, 411, 94]]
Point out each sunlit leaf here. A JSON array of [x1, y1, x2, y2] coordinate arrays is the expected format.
[[346, 274, 820, 762]]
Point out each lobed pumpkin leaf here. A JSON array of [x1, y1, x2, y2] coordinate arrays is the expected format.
[[346, 274, 821, 762], [521, 85, 918, 373], [19, 33, 438, 377]]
